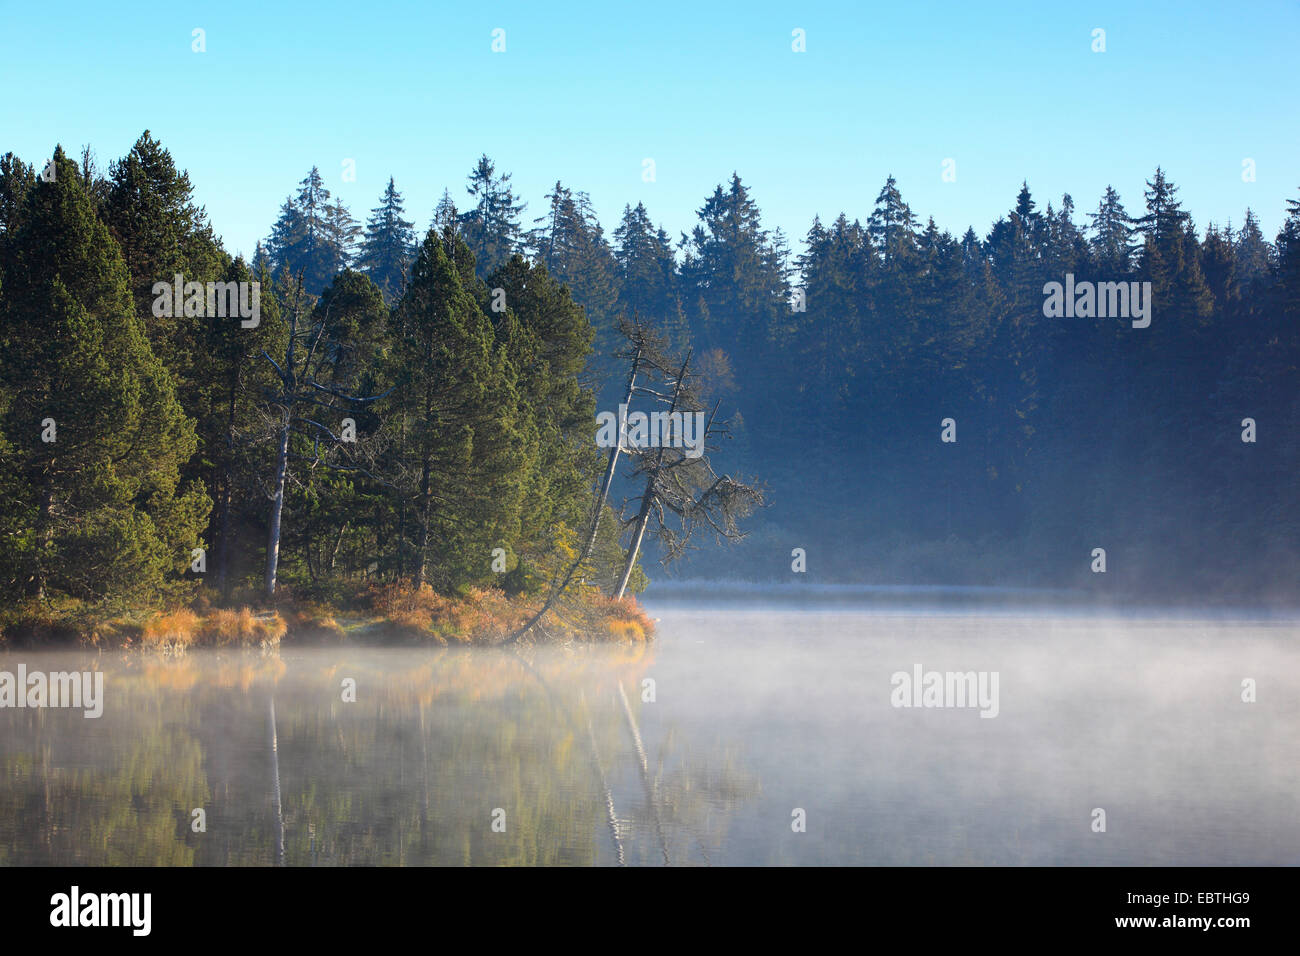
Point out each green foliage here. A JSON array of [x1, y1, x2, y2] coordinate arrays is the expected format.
[[457, 154, 525, 277], [0, 147, 209, 607], [10, 133, 1290, 609], [265, 167, 355, 295], [356, 177, 416, 304], [390, 228, 529, 588]]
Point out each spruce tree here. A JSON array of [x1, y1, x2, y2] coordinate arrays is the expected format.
[[1233, 210, 1272, 291], [679, 173, 788, 349], [458, 155, 525, 277], [485, 254, 597, 555], [1088, 185, 1136, 276], [1274, 190, 1300, 318], [322, 198, 361, 276], [356, 177, 416, 304], [867, 175, 920, 266], [614, 202, 687, 347], [393, 228, 527, 588], [265, 167, 352, 294], [1133, 168, 1189, 246]]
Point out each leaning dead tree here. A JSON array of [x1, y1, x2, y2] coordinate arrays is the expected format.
[[504, 317, 762, 641], [611, 336, 764, 599], [259, 275, 393, 598], [503, 318, 670, 643]]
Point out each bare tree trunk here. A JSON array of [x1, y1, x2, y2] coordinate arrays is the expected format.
[[418, 701, 430, 839], [268, 695, 285, 866], [584, 346, 642, 561], [614, 351, 689, 600], [416, 458, 431, 587], [501, 347, 642, 643], [580, 690, 624, 866], [614, 489, 654, 600], [32, 468, 54, 602], [264, 410, 290, 599], [329, 520, 347, 572], [215, 371, 241, 603], [617, 679, 669, 865]]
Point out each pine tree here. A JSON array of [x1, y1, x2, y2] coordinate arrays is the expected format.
[[0, 152, 35, 272], [100, 132, 228, 453], [393, 227, 526, 588], [102, 131, 223, 318], [0, 147, 209, 606]]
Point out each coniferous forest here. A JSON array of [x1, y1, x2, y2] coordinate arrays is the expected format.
[[1, 133, 1297, 644], [4, 1, 1300, 899]]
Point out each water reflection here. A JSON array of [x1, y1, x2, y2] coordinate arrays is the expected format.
[[0, 640, 757, 866], [1, 608, 1297, 865]]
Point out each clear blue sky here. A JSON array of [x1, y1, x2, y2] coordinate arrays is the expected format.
[[3, 0, 1297, 261]]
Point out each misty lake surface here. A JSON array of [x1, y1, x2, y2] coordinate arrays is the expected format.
[[2, 599, 1297, 865]]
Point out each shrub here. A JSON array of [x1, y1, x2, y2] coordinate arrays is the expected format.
[[141, 609, 200, 649], [197, 607, 287, 648]]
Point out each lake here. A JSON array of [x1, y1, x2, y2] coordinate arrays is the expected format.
[[2, 600, 1296, 865]]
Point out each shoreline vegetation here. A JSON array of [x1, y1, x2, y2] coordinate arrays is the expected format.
[[0, 584, 655, 651]]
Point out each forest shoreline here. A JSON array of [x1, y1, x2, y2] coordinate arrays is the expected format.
[[0, 584, 655, 651]]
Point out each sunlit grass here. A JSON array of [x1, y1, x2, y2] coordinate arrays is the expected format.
[[0, 583, 653, 649]]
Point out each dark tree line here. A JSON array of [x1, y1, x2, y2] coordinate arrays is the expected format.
[[2, 132, 1296, 609], [0, 136, 638, 612], [303, 156, 1292, 601]]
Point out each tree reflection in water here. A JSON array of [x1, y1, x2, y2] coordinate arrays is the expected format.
[[0, 644, 758, 866]]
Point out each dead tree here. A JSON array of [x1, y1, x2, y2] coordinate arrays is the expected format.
[[613, 343, 764, 599], [504, 318, 762, 639], [259, 276, 393, 599], [503, 318, 673, 643]]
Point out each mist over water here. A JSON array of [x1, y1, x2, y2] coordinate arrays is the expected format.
[[2, 601, 1296, 865]]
